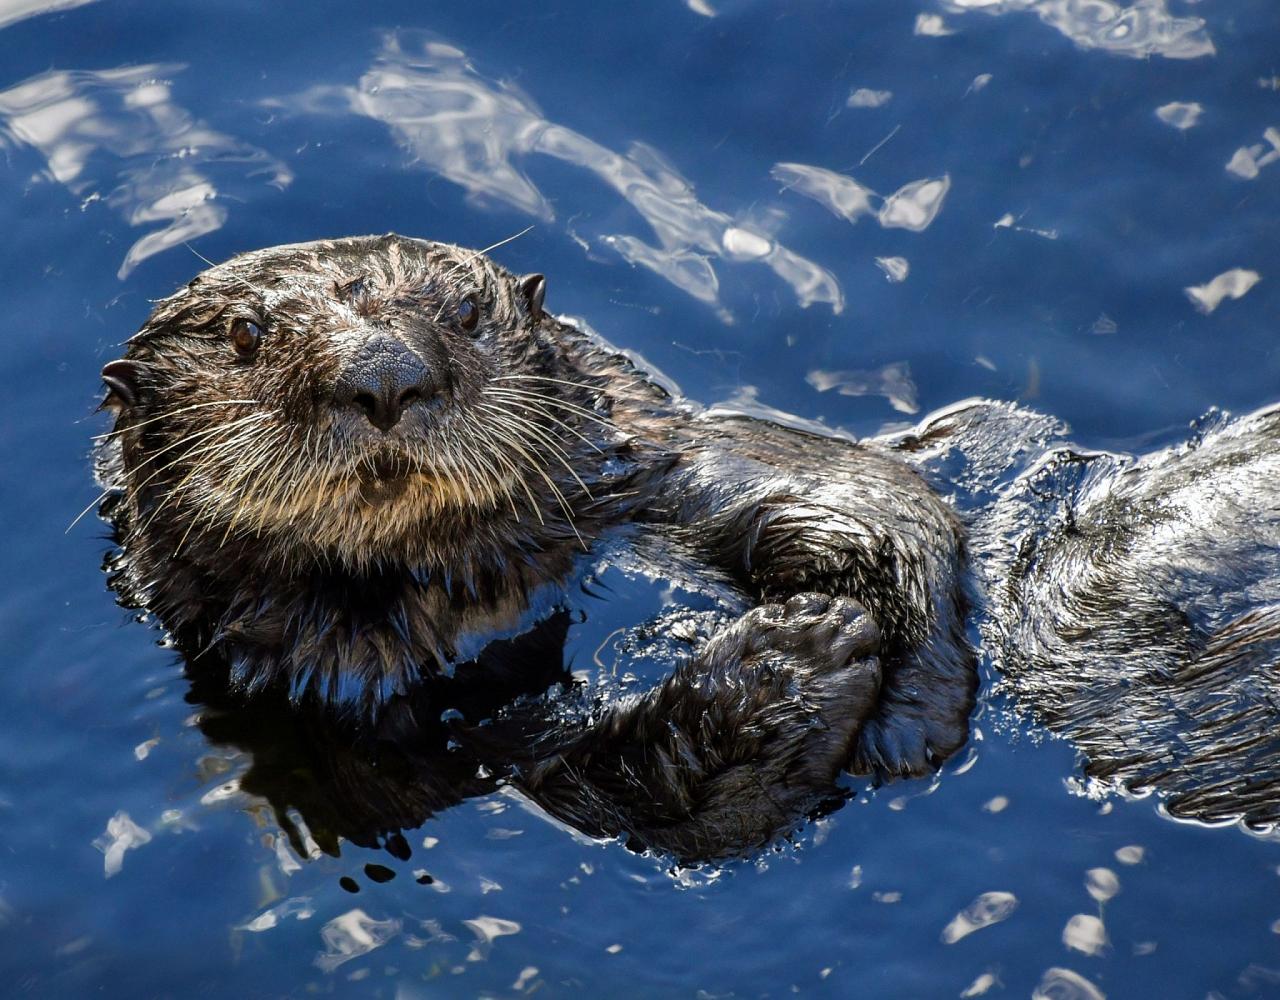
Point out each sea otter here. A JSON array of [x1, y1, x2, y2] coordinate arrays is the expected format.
[[95, 234, 975, 861], [96, 235, 1280, 859]]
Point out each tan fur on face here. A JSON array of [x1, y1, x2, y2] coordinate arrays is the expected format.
[[112, 235, 630, 577], [150, 408, 540, 570]]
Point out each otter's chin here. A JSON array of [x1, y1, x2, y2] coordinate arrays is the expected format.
[[357, 475, 415, 507], [355, 452, 418, 506]]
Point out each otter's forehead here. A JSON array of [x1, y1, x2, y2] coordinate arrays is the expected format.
[[216, 235, 506, 294], [125, 233, 540, 359]]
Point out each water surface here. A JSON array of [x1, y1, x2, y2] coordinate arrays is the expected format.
[[3, 0, 1280, 996]]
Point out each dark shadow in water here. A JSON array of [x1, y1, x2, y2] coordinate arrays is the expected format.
[[186, 612, 577, 860], [162, 597, 854, 871]]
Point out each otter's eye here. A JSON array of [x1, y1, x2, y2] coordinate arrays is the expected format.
[[457, 295, 480, 334], [230, 318, 262, 358]]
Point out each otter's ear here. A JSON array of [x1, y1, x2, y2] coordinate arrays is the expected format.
[[518, 273, 546, 323], [100, 359, 142, 409]]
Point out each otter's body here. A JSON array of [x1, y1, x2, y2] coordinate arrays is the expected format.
[[885, 398, 1280, 830], [989, 404, 1280, 826], [97, 234, 1280, 857], [96, 234, 974, 859]]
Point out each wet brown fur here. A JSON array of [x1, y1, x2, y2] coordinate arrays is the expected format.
[[96, 234, 976, 859]]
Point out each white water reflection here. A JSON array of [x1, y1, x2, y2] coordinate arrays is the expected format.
[[962, 973, 1003, 993], [773, 163, 875, 223], [939, 0, 1213, 59], [1184, 268, 1261, 314], [1063, 913, 1109, 956], [463, 915, 521, 961], [880, 175, 951, 232], [0, 65, 291, 277], [968, 73, 994, 95], [961, 971, 1000, 996], [1032, 967, 1106, 1000], [773, 163, 951, 233], [133, 737, 159, 760], [808, 363, 919, 414], [721, 226, 773, 259], [940, 890, 1019, 943], [1155, 101, 1202, 131], [0, 0, 95, 30], [314, 908, 401, 972], [848, 88, 893, 109], [875, 256, 909, 282], [239, 896, 315, 933], [994, 212, 1059, 240], [915, 13, 956, 36], [93, 810, 151, 878], [1085, 867, 1119, 902], [270, 33, 841, 318], [1226, 127, 1280, 180]]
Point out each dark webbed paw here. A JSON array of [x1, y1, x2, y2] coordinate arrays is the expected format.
[[668, 592, 885, 812], [728, 592, 882, 674], [522, 593, 884, 860], [850, 657, 973, 779]]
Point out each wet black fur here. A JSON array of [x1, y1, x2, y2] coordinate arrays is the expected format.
[[97, 234, 1280, 861], [890, 399, 1280, 831], [97, 235, 973, 861], [984, 405, 1280, 827]]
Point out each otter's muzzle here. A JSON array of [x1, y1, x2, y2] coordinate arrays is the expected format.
[[333, 334, 438, 432]]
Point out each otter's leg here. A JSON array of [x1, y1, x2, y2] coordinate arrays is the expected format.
[[646, 439, 975, 779], [742, 497, 973, 778], [517, 593, 882, 861]]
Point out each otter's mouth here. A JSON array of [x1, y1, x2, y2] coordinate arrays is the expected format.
[[361, 449, 416, 482], [353, 448, 421, 503]]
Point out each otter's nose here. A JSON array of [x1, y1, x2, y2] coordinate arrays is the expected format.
[[333, 335, 437, 432]]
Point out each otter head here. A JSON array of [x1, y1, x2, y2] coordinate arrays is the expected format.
[[98, 235, 592, 574]]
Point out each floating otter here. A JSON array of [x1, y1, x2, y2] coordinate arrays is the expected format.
[[95, 234, 1280, 860], [95, 234, 974, 861]]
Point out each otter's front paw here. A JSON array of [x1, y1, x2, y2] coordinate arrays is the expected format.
[[687, 592, 884, 782], [850, 664, 974, 779], [518, 593, 885, 861], [710, 592, 880, 681]]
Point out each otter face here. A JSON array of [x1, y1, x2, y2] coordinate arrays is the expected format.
[[100, 235, 575, 570]]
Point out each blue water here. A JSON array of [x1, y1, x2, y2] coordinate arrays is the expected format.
[[3, 0, 1280, 995]]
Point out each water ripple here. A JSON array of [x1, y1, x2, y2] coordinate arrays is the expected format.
[[1184, 268, 1261, 315], [1032, 967, 1106, 1000], [0, 64, 291, 277], [1063, 913, 1109, 956], [772, 162, 951, 233], [1226, 126, 1280, 180], [940, 890, 1020, 943], [807, 363, 919, 414], [92, 810, 151, 878], [1155, 101, 1202, 131], [0, 0, 96, 32], [314, 908, 401, 972], [271, 32, 842, 318], [939, 0, 1214, 60]]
